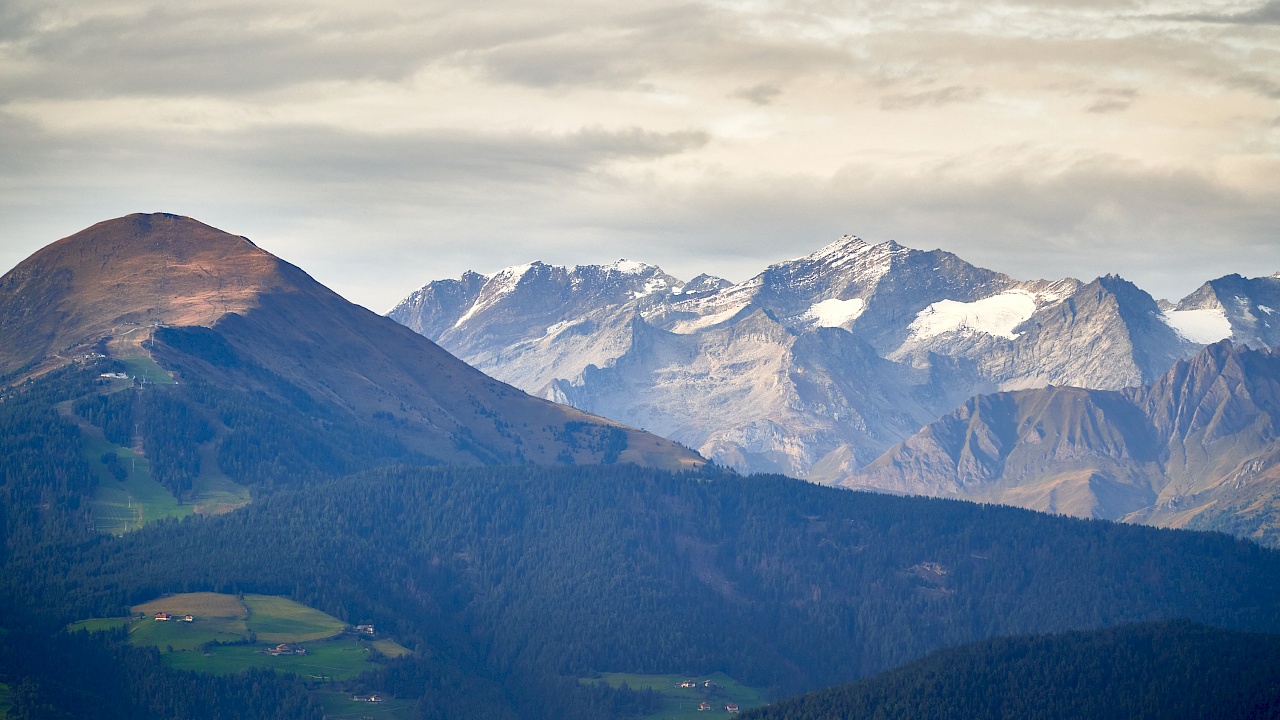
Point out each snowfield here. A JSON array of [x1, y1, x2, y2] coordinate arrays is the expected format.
[[805, 298, 866, 328], [1161, 308, 1232, 344], [908, 291, 1038, 340]]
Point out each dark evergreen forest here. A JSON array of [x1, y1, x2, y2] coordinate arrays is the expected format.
[[742, 620, 1280, 720]]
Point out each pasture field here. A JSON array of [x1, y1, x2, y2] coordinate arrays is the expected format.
[[129, 616, 249, 652], [119, 356, 176, 385], [133, 592, 247, 618], [71, 593, 407, 681], [67, 617, 130, 633], [164, 637, 374, 680], [314, 690, 418, 719], [371, 639, 413, 658], [243, 594, 345, 643], [585, 672, 768, 720], [129, 592, 252, 651]]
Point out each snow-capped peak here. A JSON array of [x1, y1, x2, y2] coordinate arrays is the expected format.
[[610, 259, 651, 275], [452, 262, 540, 328]]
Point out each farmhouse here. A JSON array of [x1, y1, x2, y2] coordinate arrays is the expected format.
[[726, 703, 740, 714], [698, 701, 712, 711], [353, 694, 384, 703], [355, 624, 375, 635], [182, 615, 194, 622], [266, 643, 307, 656], [154, 612, 171, 621], [679, 680, 697, 688]]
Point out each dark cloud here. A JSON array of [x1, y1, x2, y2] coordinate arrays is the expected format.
[[1171, 1, 1280, 25], [731, 83, 782, 105], [1086, 87, 1138, 113], [1230, 73, 1280, 99]]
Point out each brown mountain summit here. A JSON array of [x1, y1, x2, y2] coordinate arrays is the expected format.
[[0, 213, 290, 372], [0, 213, 704, 469]]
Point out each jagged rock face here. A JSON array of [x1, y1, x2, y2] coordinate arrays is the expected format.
[[0, 213, 705, 471], [391, 234, 1277, 488], [848, 341, 1280, 544], [1171, 274, 1280, 350]]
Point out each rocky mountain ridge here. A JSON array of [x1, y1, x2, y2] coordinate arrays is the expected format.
[[847, 340, 1280, 544], [392, 235, 1270, 482]]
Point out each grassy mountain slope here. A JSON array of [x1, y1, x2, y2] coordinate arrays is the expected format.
[[0, 213, 703, 471]]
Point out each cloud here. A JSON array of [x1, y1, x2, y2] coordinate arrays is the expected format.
[[2, 0, 1278, 312], [730, 83, 782, 105], [1171, 1, 1280, 26], [1086, 87, 1138, 113], [609, 156, 1280, 302], [880, 85, 985, 111]]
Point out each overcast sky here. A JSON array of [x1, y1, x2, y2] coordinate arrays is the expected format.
[[1, 0, 1278, 311]]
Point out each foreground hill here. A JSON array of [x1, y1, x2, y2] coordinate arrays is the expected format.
[[0, 213, 702, 473], [743, 621, 1280, 720], [848, 341, 1280, 544], [392, 237, 1275, 482]]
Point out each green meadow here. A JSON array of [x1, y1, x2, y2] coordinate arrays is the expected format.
[[118, 356, 176, 385], [585, 672, 767, 720], [66, 617, 131, 634], [164, 637, 375, 680], [371, 639, 413, 659], [68, 592, 395, 681], [314, 689, 418, 719], [243, 594, 346, 643]]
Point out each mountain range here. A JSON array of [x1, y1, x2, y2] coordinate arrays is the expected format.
[[390, 236, 1280, 538], [5, 213, 1280, 719], [849, 340, 1280, 543]]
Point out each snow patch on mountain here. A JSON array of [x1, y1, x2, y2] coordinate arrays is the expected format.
[[670, 304, 748, 334], [452, 263, 535, 328], [610, 259, 649, 274], [633, 276, 672, 298], [908, 291, 1038, 340], [1162, 307, 1232, 344], [1261, 305, 1275, 315], [809, 235, 870, 264], [805, 298, 866, 328]]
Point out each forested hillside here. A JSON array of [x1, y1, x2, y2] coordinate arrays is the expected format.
[[6, 362, 1280, 718], [743, 620, 1280, 720]]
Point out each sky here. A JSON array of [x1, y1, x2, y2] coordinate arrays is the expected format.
[[1, 0, 1278, 312]]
